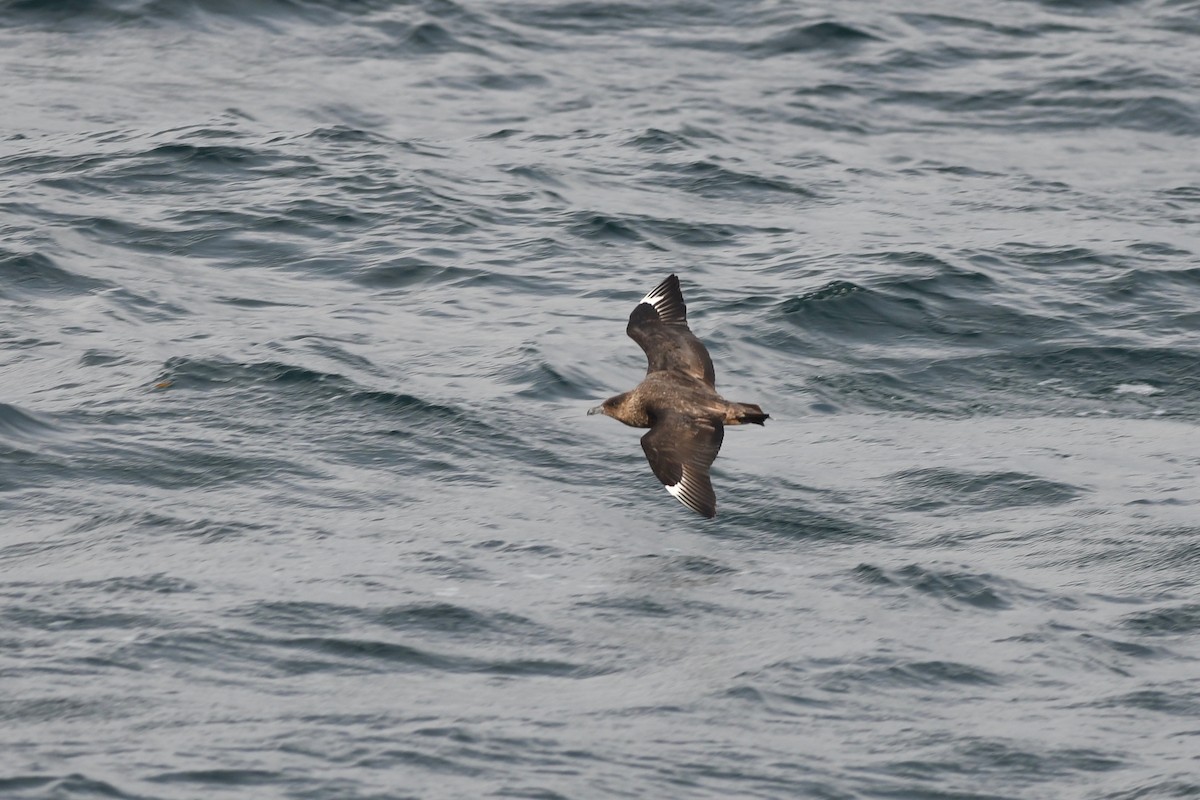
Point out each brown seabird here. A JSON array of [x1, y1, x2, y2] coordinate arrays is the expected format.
[[588, 274, 768, 518]]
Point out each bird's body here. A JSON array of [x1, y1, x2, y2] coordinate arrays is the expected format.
[[588, 275, 768, 518]]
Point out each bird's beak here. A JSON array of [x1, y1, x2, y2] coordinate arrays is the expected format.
[[587, 405, 604, 416]]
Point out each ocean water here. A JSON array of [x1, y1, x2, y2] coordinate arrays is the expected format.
[[3, 0, 1200, 797]]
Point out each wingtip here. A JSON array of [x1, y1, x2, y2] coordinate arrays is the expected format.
[[637, 275, 688, 325], [664, 472, 717, 518]]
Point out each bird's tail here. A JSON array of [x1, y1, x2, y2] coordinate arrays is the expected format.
[[725, 402, 769, 426]]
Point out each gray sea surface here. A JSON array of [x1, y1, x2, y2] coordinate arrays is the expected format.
[[2, 1, 1200, 798]]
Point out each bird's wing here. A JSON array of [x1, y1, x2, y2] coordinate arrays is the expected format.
[[640, 411, 724, 518], [626, 274, 716, 387]]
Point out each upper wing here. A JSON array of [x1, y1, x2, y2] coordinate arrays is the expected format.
[[626, 274, 716, 387], [640, 411, 724, 518]]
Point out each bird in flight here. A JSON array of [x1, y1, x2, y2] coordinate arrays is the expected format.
[[588, 274, 768, 518]]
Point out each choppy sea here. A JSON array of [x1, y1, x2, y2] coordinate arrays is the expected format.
[[3, 1, 1200, 798]]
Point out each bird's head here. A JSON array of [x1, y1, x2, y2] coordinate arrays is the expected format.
[[587, 392, 626, 419]]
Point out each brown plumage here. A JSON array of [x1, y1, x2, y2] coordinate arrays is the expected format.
[[588, 274, 768, 518]]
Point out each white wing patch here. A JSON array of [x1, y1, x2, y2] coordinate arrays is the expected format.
[[662, 466, 713, 517], [640, 285, 670, 306], [635, 276, 686, 327]]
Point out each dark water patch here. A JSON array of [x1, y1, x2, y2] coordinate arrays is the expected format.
[[647, 159, 819, 202], [1017, 346, 1200, 402], [1035, 0, 1151, 11], [352, 746, 475, 775], [149, 768, 280, 786], [504, 164, 567, 188], [75, 434, 321, 493], [4, 605, 161, 633], [564, 210, 759, 248], [1115, 533, 1200, 572], [888, 468, 1083, 512], [1096, 265, 1200, 310], [440, 70, 549, 92], [1, 0, 402, 30], [376, 602, 538, 636], [626, 127, 697, 154], [875, 738, 1123, 786], [80, 141, 320, 193], [216, 295, 303, 308], [1162, 184, 1200, 204], [303, 124, 395, 145], [293, 335, 381, 374], [101, 286, 189, 323], [36, 140, 322, 200], [577, 591, 735, 621], [630, 554, 746, 591], [897, 12, 1082, 38], [1101, 780, 1200, 799], [141, 142, 268, 170], [0, 776, 58, 794], [350, 388, 478, 423], [480, 127, 523, 140], [776, 262, 1030, 350], [726, 502, 883, 543], [722, 684, 829, 714], [577, 596, 677, 619], [493, 788, 572, 800], [1041, 66, 1185, 97], [485, 658, 611, 678], [0, 534, 78, 564], [1120, 603, 1200, 635], [404, 552, 492, 581], [1094, 688, 1200, 716], [874, 38, 1041, 76], [0, 448, 72, 495], [505, 344, 600, 402], [507, 1, 723, 34], [0, 250, 111, 299], [566, 212, 644, 244], [79, 349, 126, 367], [784, 279, 864, 306], [510, 359, 595, 401], [671, 555, 737, 576], [820, 659, 1003, 692], [1078, 633, 1167, 660], [237, 600, 371, 635], [0, 695, 145, 729], [71, 215, 197, 255], [270, 634, 610, 678], [253, 196, 384, 236], [118, 628, 431, 677], [0, 403, 61, 443], [752, 21, 881, 56], [0, 0, 144, 29], [473, 539, 564, 557], [0, 149, 110, 182], [1126, 241, 1194, 258], [60, 510, 271, 543], [793, 341, 1200, 418], [239, 599, 540, 641], [353, 258, 479, 289], [992, 243, 1122, 271], [0, 773, 135, 799], [896, 162, 1009, 180], [856, 564, 1013, 610], [64, 573, 198, 595], [158, 357, 358, 401], [357, 18, 494, 59]]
